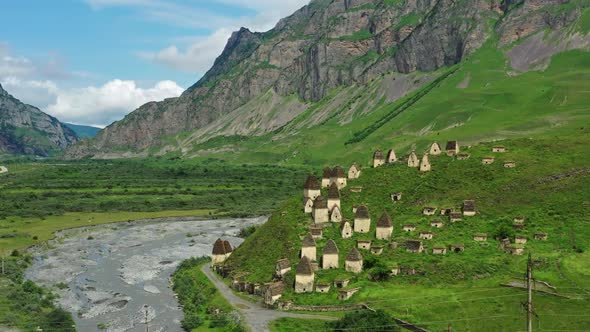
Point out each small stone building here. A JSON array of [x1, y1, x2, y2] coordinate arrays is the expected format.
[[462, 200, 476, 216], [370, 245, 384, 255], [304, 174, 321, 200], [357, 240, 371, 250], [515, 236, 527, 244], [387, 149, 397, 163], [303, 197, 313, 214], [419, 153, 431, 172], [423, 207, 437, 216], [322, 167, 332, 188], [373, 150, 385, 168], [301, 233, 317, 261], [312, 196, 329, 224], [446, 141, 459, 156], [406, 240, 424, 253], [482, 157, 495, 165], [492, 146, 507, 153], [473, 234, 487, 242], [350, 186, 363, 193], [345, 248, 363, 273], [330, 206, 343, 223], [457, 153, 470, 160], [390, 266, 400, 276], [354, 205, 371, 233], [534, 233, 548, 241], [348, 164, 361, 179], [316, 283, 331, 293], [331, 166, 347, 189], [430, 142, 442, 155], [513, 216, 526, 224], [338, 288, 360, 300], [334, 279, 350, 288], [432, 246, 447, 255], [295, 256, 315, 293], [341, 220, 353, 239], [449, 244, 465, 253], [507, 245, 524, 255], [504, 161, 516, 168], [391, 192, 402, 202], [322, 239, 339, 269], [403, 224, 416, 232], [431, 220, 444, 228], [275, 258, 291, 278], [449, 212, 463, 222], [264, 282, 285, 305], [211, 238, 233, 264], [419, 232, 433, 240], [310, 227, 323, 240], [376, 213, 394, 240], [408, 151, 420, 168], [440, 208, 452, 216], [327, 183, 341, 211]]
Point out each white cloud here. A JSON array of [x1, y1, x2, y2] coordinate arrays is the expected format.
[[46, 79, 183, 127]]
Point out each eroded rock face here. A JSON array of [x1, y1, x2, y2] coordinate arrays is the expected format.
[[0, 84, 78, 156], [66, 0, 589, 158]]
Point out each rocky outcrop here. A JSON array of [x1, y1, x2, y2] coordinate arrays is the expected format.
[[0, 84, 78, 156], [67, 0, 590, 158]]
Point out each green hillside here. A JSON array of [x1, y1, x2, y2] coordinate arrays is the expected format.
[[64, 123, 101, 138], [226, 133, 590, 331]]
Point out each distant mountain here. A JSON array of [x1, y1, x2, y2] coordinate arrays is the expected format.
[[66, 0, 590, 160], [64, 123, 101, 139], [0, 84, 78, 156]]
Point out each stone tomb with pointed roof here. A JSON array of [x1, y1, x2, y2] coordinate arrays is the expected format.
[[387, 149, 397, 163], [330, 206, 343, 223], [304, 174, 321, 200], [407, 151, 419, 168], [373, 150, 385, 168], [212, 238, 233, 264], [354, 205, 371, 233], [301, 233, 317, 261], [303, 197, 313, 214], [275, 258, 291, 278], [419, 153, 431, 172], [376, 213, 394, 240], [322, 239, 339, 269], [446, 141, 459, 156], [345, 248, 363, 273], [321, 167, 332, 188], [348, 164, 361, 179], [312, 196, 329, 224], [295, 256, 315, 293], [264, 282, 285, 305], [331, 166, 347, 189], [341, 220, 352, 239], [327, 183, 341, 211], [430, 142, 442, 155]]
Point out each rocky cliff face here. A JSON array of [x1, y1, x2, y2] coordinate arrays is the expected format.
[[0, 84, 78, 156], [66, 0, 589, 159]]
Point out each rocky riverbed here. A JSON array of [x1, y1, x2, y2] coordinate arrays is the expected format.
[[25, 217, 266, 332]]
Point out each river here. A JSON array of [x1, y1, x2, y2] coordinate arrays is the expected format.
[[25, 216, 266, 332]]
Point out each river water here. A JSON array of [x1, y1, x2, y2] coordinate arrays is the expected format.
[[25, 217, 266, 332]]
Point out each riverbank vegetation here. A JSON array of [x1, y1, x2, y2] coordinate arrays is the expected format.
[[172, 257, 245, 332]]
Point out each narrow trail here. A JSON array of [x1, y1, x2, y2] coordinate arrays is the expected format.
[[202, 264, 337, 332]]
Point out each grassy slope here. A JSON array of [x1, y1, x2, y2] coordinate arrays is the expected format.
[[185, 41, 590, 167], [226, 134, 590, 331]]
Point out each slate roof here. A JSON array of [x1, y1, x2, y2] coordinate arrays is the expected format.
[[276, 258, 291, 270], [346, 248, 363, 262], [266, 282, 285, 296], [323, 167, 333, 179], [406, 240, 423, 250], [446, 140, 458, 150], [333, 166, 346, 178], [223, 240, 233, 253], [212, 238, 227, 255], [463, 200, 476, 212], [323, 239, 339, 254], [373, 150, 384, 159], [377, 213, 393, 228], [313, 196, 328, 209], [296, 256, 314, 275], [302, 233, 316, 247], [304, 174, 321, 190], [387, 149, 396, 159], [328, 183, 340, 199], [340, 220, 352, 231], [355, 205, 369, 219], [310, 227, 322, 236], [349, 163, 360, 171]]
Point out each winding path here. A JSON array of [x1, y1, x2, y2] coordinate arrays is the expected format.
[[202, 264, 337, 332]]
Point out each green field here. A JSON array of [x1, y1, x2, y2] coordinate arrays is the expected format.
[[226, 134, 590, 331]]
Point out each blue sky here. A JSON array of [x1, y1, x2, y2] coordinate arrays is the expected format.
[[0, 0, 309, 127]]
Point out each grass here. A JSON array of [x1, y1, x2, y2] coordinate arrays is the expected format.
[[226, 134, 590, 331], [270, 318, 329, 332]]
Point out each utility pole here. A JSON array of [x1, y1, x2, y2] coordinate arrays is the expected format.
[[144, 305, 149, 332], [526, 254, 533, 332]]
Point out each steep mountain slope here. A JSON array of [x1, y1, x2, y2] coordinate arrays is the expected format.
[[64, 123, 101, 139], [0, 84, 78, 156], [66, 0, 590, 160]]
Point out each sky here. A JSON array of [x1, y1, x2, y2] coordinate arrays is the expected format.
[[0, 0, 309, 127]]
